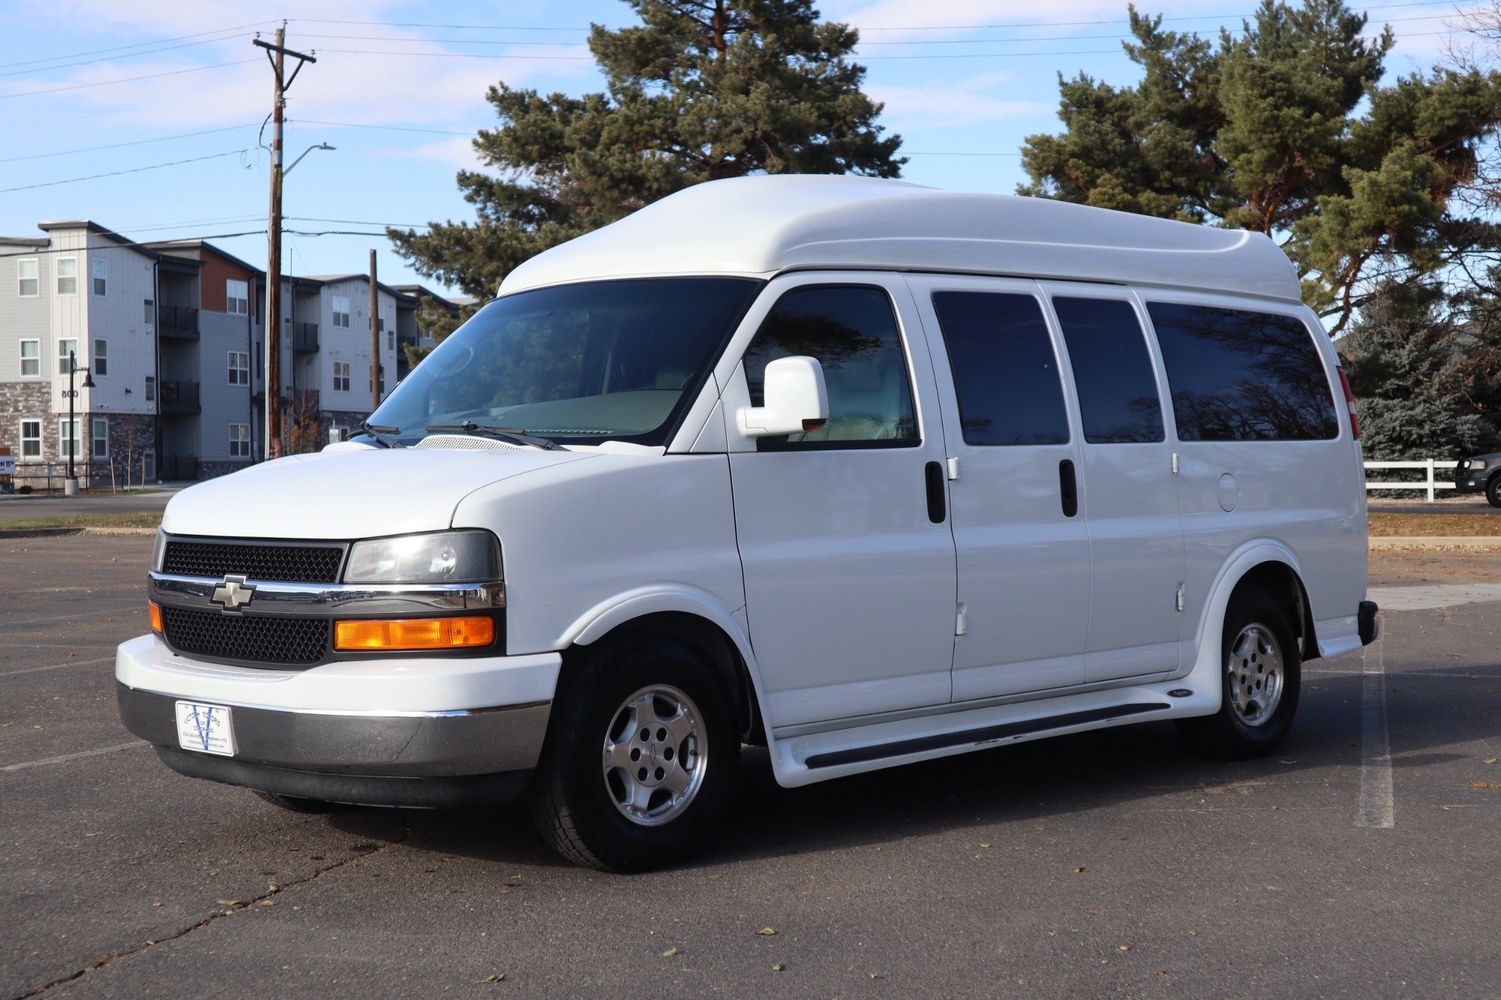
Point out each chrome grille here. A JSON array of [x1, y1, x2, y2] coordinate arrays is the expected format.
[[162, 540, 344, 583], [162, 607, 329, 667]]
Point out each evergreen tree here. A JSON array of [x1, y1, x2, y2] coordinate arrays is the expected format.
[[1021, 0, 1501, 333], [390, 0, 902, 303]]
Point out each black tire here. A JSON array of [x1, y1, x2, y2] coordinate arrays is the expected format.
[[1486, 474, 1501, 508], [528, 636, 739, 872], [1178, 588, 1301, 759], [252, 790, 346, 814]]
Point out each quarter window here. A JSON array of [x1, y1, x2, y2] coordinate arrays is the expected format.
[[1147, 302, 1338, 441], [19, 339, 40, 377], [17, 258, 38, 296], [932, 291, 1069, 446], [19, 419, 42, 459], [1053, 297, 1164, 444], [742, 285, 918, 450], [57, 258, 77, 295]]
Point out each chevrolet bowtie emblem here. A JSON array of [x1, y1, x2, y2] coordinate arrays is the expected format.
[[211, 574, 256, 611]]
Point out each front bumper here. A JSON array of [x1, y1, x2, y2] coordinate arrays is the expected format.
[[115, 633, 561, 806]]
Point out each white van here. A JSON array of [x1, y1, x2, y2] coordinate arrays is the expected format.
[[117, 176, 1378, 870]]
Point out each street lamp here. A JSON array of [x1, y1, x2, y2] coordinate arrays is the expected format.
[[64, 349, 95, 496]]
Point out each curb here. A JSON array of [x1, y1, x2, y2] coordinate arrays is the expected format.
[[0, 526, 157, 539], [1370, 536, 1501, 550]]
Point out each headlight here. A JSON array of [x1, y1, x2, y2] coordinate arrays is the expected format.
[[345, 530, 501, 584], [152, 529, 167, 571], [1470, 459, 1488, 471]]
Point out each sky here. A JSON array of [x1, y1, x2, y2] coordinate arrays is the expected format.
[[0, 0, 1484, 299]]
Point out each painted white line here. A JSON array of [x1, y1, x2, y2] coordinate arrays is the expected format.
[[4, 604, 141, 627], [1307, 667, 1498, 681], [1, 741, 148, 773], [1357, 625, 1395, 829], [0, 655, 114, 678]]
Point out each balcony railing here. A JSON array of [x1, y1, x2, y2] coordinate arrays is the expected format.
[[293, 321, 319, 353], [159, 380, 201, 415], [159, 305, 200, 340]]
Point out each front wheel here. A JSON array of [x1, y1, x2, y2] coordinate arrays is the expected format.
[[1178, 589, 1301, 758], [528, 636, 739, 871], [1486, 474, 1501, 508]]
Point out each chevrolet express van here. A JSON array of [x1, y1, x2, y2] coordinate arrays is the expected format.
[[117, 176, 1378, 870]]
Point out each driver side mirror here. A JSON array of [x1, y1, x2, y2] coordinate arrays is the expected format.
[[738, 356, 829, 438]]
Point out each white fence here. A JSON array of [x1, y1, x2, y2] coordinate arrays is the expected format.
[[1364, 460, 1457, 502]]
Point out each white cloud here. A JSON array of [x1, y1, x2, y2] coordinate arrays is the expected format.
[[374, 136, 487, 172], [868, 71, 1050, 127]]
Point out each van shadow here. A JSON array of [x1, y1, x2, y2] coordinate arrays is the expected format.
[[327, 665, 1501, 870]]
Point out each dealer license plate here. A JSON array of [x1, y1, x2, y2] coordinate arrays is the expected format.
[[175, 701, 237, 757]]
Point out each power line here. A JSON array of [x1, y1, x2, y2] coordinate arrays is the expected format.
[[0, 59, 260, 100], [286, 216, 432, 228], [0, 124, 260, 165], [0, 20, 279, 72], [291, 118, 475, 137], [0, 150, 251, 194], [0, 30, 264, 79]]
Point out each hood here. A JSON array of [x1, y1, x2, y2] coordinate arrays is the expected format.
[[161, 443, 592, 540]]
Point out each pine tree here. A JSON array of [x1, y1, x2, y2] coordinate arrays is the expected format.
[[1020, 0, 1501, 333], [390, 0, 902, 302]]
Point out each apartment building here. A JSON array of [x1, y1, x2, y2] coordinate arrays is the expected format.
[[1, 218, 460, 487]]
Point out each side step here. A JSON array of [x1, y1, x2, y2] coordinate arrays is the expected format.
[[804, 702, 1170, 770]]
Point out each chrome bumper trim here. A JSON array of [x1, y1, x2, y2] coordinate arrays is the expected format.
[[149, 572, 505, 616], [117, 682, 549, 777]]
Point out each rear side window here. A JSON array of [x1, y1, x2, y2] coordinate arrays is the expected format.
[[1147, 302, 1338, 441], [1052, 297, 1164, 444], [932, 291, 1069, 446], [743, 285, 918, 450]]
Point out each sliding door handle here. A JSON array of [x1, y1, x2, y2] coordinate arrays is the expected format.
[[1059, 459, 1078, 518]]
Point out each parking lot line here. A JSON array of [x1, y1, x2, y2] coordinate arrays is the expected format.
[[1, 741, 148, 773], [1357, 626, 1395, 829], [0, 655, 114, 678]]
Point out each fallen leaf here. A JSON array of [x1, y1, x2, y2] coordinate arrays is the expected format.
[[706, 873, 721, 880], [870, 972, 883, 980], [480, 973, 506, 984], [660, 948, 678, 958], [1472, 781, 1499, 789], [772, 963, 786, 973], [1483, 758, 1498, 765], [1277, 759, 1296, 765], [256, 900, 275, 908], [1073, 866, 1087, 874], [216, 899, 240, 906], [756, 927, 777, 936], [151, 902, 162, 908], [979, 842, 991, 849], [1187, 930, 1199, 937], [1118, 945, 1132, 953]]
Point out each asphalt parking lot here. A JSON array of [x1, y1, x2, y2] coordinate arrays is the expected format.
[[3, 533, 1499, 999]]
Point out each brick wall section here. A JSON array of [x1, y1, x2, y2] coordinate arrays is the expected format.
[[101, 413, 157, 488], [199, 460, 251, 480], [0, 380, 53, 461]]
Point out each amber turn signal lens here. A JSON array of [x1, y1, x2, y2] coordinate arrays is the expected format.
[[333, 616, 495, 651], [149, 601, 163, 634]]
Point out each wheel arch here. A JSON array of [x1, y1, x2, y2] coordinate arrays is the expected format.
[[1184, 541, 1314, 694], [559, 589, 767, 744]]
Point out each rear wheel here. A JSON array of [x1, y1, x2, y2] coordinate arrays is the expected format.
[[1486, 474, 1501, 508], [1178, 589, 1301, 758], [528, 636, 738, 871]]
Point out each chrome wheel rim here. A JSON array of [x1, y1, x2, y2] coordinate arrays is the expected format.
[[1227, 622, 1283, 727], [602, 684, 707, 827]]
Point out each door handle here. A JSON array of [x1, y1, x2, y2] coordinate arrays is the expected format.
[[924, 461, 946, 524], [1059, 459, 1078, 518]]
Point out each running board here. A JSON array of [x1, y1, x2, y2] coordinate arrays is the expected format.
[[804, 702, 1171, 770]]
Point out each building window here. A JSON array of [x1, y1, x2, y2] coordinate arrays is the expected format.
[[93, 338, 108, 377], [57, 258, 77, 295], [59, 418, 80, 459], [145, 375, 156, 402], [332, 296, 351, 328], [92, 257, 107, 296], [20, 339, 40, 377], [227, 279, 248, 315], [17, 258, 38, 296], [229, 423, 250, 458], [19, 419, 42, 459], [92, 417, 108, 459], [387, 330, 395, 351], [377, 365, 385, 396], [57, 338, 78, 375], [333, 360, 351, 392], [228, 350, 249, 386], [145, 299, 154, 327], [143, 449, 156, 481]]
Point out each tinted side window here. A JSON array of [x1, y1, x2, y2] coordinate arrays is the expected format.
[[1148, 303, 1337, 441], [743, 285, 918, 450], [1053, 297, 1164, 444], [932, 291, 1069, 446]]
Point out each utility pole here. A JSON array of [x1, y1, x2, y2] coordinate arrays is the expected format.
[[254, 24, 315, 459], [369, 249, 381, 411]]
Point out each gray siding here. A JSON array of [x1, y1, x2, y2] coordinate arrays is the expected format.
[[0, 252, 52, 382], [198, 310, 256, 462]]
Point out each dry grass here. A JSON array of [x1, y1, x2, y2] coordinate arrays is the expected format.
[[1368, 512, 1501, 537], [1, 512, 161, 531]]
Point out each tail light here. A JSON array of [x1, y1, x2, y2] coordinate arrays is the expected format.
[[1337, 366, 1361, 440]]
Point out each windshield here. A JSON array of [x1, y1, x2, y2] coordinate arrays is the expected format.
[[367, 277, 762, 447]]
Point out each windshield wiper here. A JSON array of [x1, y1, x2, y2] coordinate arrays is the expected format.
[[425, 421, 560, 450], [357, 421, 404, 448]]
